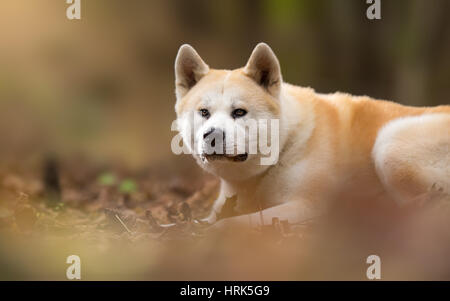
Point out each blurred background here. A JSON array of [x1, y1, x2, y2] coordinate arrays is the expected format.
[[0, 0, 449, 280], [0, 0, 448, 168]]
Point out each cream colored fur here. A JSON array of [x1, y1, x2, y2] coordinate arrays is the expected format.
[[174, 43, 450, 227]]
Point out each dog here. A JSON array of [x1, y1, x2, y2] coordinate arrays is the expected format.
[[174, 42, 450, 228]]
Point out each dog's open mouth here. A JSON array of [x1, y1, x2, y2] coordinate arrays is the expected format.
[[202, 153, 248, 162]]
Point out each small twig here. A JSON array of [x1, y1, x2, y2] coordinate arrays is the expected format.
[[115, 214, 132, 234], [159, 223, 177, 228], [257, 200, 264, 227]]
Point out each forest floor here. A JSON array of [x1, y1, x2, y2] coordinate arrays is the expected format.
[[0, 155, 318, 280], [0, 155, 450, 280]]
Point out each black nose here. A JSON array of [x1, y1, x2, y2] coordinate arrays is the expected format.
[[203, 127, 225, 148], [203, 128, 215, 139]]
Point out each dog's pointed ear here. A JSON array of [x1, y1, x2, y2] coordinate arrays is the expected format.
[[175, 44, 209, 99], [244, 43, 282, 97]]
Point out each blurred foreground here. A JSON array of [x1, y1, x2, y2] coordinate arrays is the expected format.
[[1, 155, 450, 280]]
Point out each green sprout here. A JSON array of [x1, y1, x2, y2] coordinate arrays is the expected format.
[[98, 172, 117, 186], [119, 179, 137, 194]]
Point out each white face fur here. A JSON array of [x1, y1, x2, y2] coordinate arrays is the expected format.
[[174, 43, 283, 182]]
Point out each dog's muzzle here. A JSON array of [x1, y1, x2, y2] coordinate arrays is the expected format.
[[201, 127, 248, 162]]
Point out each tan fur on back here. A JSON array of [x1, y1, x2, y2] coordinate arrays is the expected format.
[[174, 43, 450, 225]]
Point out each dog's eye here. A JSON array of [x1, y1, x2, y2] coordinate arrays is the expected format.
[[231, 108, 247, 118], [199, 109, 210, 118]]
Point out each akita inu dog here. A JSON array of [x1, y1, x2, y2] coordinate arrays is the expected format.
[[174, 43, 450, 228]]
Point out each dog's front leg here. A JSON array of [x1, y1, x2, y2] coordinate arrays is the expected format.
[[209, 200, 318, 230], [204, 180, 236, 224]]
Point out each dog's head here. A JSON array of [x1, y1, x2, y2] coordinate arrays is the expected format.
[[174, 43, 282, 181]]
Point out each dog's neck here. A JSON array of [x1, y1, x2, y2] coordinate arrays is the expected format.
[[222, 84, 317, 212], [277, 83, 316, 163]]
